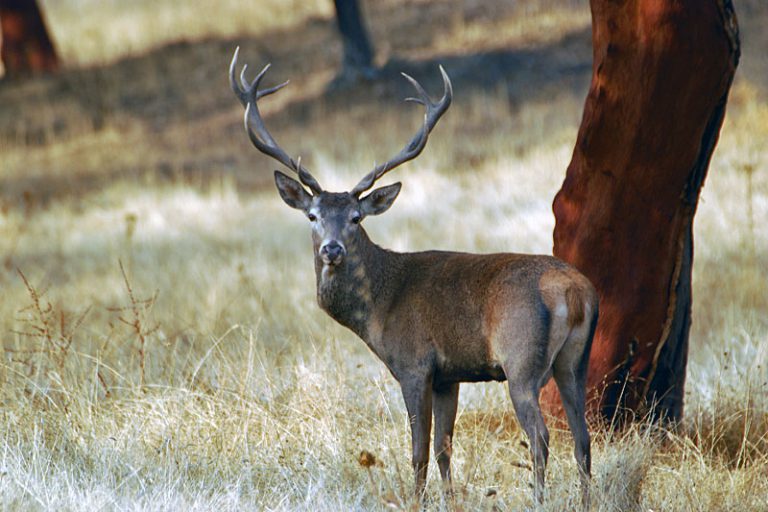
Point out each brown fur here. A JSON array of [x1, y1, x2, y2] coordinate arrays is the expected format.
[[566, 284, 586, 328]]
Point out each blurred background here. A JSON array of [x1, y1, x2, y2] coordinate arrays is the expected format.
[[0, 0, 765, 204], [0, 1, 766, 510], [1, 0, 599, 202]]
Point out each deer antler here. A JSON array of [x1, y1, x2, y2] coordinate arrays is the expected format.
[[351, 66, 452, 196], [229, 47, 323, 194]]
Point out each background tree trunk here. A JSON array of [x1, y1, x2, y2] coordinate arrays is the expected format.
[[0, 0, 59, 78], [332, 0, 375, 84], [542, 0, 740, 423]]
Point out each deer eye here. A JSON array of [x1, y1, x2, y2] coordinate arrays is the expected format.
[[351, 213, 362, 224], [308, 213, 317, 222]]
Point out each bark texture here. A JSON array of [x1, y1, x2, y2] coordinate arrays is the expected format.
[[543, 0, 740, 423], [0, 0, 58, 78]]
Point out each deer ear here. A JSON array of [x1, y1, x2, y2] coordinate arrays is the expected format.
[[360, 182, 401, 217], [274, 170, 312, 211]]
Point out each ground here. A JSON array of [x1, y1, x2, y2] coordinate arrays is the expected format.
[[0, 0, 766, 510]]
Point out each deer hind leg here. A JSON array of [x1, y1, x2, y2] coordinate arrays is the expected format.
[[432, 382, 459, 492], [553, 332, 592, 511], [507, 382, 549, 504]]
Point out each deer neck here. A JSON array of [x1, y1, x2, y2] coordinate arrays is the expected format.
[[314, 228, 399, 340]]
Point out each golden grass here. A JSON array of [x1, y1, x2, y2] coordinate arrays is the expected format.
[[1, 0, 767, 510], [38, 0, 334, 68]]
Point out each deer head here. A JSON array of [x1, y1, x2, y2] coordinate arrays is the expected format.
[[229, 47, 452, 268], [273, 175, 401, 266]]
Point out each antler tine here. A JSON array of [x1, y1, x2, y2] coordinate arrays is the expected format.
[[230, 49, 290, 105], [352, 65, 453, 196], [229, 47, 322, 194], [239, 63, 250, 91], [402, 72, 430, 105]]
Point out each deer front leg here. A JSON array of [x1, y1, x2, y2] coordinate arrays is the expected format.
[[432, 382, 459, 492], [401, 375, 433, 498]]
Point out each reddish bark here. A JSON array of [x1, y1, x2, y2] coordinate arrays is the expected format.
[[543, 0, 740, 423], [0, 0, 59, 78]]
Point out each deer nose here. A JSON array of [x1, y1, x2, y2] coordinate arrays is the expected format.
[[320, 241, 346, 266]]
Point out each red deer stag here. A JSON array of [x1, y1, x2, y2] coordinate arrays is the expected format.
[[229, 47, 597, 508]]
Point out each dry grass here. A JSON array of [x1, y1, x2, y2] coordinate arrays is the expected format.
[[38, 0, 334, 68], [1, 0, 767, 510]]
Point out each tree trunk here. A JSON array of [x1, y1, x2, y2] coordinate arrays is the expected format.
[[333, 0, 375, 81], [0, 0, 59, 78], [542, 0, 740, 424]]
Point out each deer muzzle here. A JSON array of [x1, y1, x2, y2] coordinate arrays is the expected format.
[[320, 241, 346, 266]]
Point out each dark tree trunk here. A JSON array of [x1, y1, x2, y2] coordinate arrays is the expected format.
[[0, 0, 59, 78], [333, 0, 375, 82], [542, 0, 740, 424]]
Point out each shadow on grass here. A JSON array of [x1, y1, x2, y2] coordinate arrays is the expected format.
[[0, 3, 594, 209]]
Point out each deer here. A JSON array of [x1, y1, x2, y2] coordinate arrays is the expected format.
[[229, 47, 598, 509]]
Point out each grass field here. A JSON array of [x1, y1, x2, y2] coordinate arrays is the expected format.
[[1, 0, 767, 510]]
